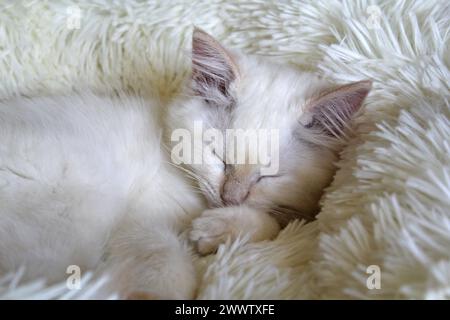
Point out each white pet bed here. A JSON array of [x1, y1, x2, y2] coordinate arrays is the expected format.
[[0, 0, 449, 299]]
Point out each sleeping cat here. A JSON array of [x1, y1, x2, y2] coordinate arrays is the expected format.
[[0, 28, 371, 299]]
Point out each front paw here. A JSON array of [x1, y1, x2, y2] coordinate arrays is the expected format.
[[189, 209, 236, 255]]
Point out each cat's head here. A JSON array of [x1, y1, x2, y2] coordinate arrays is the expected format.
[[167, 28, 371, 222]]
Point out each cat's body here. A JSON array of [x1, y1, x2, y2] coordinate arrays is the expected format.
[[0, 93, 203, 297], [0, 29, 371, 299]]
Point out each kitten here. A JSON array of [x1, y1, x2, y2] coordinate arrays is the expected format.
[[0, 28, 371, 299]]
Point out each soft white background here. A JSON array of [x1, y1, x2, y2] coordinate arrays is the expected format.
[[0, 0, 449, 299]]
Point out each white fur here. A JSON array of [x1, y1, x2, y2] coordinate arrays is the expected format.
[[0, 31, 359, 298], [0, 31, 365, 297], [0, 0, 448, 300], [0, 93, 204, 298]]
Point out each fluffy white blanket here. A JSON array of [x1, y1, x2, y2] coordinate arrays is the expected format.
[[0, 0, 449, 299]]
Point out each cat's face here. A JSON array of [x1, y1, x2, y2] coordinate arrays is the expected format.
[[167, 28, 371, 221]]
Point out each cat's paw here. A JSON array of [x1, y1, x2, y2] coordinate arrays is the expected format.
[[190, 209, 236, 255]]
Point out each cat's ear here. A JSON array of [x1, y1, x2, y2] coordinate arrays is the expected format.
[[300, 80, 372, 138], [191, 27, 239, 106]]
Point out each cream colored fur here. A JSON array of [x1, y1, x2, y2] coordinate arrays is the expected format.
[[0, 0, 449, 299]]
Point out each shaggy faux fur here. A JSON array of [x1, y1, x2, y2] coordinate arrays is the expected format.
[[0, 0, 449, 299]]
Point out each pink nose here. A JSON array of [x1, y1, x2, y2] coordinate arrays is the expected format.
[[220, 178, 250, 205]]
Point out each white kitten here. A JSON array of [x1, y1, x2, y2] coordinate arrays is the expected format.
[[0, 28, 371, 299]]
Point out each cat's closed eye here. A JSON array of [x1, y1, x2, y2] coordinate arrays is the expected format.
[[211, 148, 226, 167]]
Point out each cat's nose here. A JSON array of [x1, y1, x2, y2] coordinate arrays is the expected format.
[[220, 178, 249, 206]]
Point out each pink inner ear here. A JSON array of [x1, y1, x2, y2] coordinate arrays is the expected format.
[[192, 39, 230, 95], [191, 28, 239, 105], [192, 33, 231, 81], [305, 80, 372, 137]]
